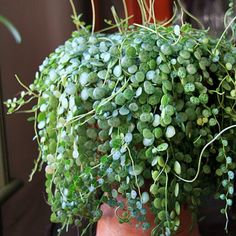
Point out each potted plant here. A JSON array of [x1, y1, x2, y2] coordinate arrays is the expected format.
[[5, 0, 236, 235]]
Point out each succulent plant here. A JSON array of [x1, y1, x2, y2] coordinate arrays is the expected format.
[[5, 0, 236, 235]]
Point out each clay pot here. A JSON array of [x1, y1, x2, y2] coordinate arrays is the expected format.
[[97, 199, 200, 236], [125, 0, 173, 25]]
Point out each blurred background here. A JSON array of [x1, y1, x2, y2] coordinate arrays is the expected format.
[[0, 1, 235, 236]]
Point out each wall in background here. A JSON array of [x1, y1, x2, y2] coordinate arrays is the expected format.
[[0, 1, 77, 235], [183, 0, 228, 35]]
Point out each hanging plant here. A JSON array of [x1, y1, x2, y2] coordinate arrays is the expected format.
[[5, 0, 236, 235]]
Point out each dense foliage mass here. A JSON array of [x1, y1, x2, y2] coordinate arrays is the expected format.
[[6, 23, 236, 235]]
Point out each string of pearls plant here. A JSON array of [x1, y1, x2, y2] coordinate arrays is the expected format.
[[5, 0, 236, 235]]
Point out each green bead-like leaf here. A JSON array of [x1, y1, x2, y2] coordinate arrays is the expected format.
[[174, 161, 181, 175], [156, 143, 169, 152], [175, 183, 179, 197]]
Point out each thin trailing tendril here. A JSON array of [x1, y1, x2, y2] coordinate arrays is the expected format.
[[177, 0, 204, 30], [102, 59, 118, 85], [29, 99, 42, 181], [214, 15, 236, 53], [154, 151, 169, 184], [69, 0, 79, 31], [91, 0, 96, 34], [164, 170, 170, 230], [15, 75, 38, 98], [213, 114, 232, 233], [97, 16, 133, 33], [175, 124, 236, 183], [96, 78, 130, 110], [111, 6, 122, 34], [64, 109, 95, 127], [137, 0, 148, 25], [81, 222, 94, 236], [114, 205, 131, 223], [126, 145, 142, 199], [142, 0, 153, 23], [179, 3, 184, 26], [162, 1, 178, 27], [64, 78, 129, 127], [12, 96, 36, 114], [122, 0, 129, 31], [133, 23, 167, 40], [224, 193, 230, 233], [148, 0, 153, 23], [151, 0, 157, 27], [224, 0, 236, 41]]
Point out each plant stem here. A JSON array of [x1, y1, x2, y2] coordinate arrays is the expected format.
[[126, 145, 142, 199], [91, 0, 96, 34], [175, 124, 236, 183], [15, 75, 38, 98], [177, 0, 204, 29], [111, 6, 122, 34], [122, 0, 128, 30], [69, 0, 80, 30], [214, 15, 236, 53]]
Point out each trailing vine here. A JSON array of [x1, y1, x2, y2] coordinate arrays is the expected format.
[[5, 0, 236, 235]]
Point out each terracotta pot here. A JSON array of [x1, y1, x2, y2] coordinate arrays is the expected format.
[[125, 0, 173, 25], [152, 0, 173, 23], [125, 0, 143, 25], [97, 198, 200, 236]]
